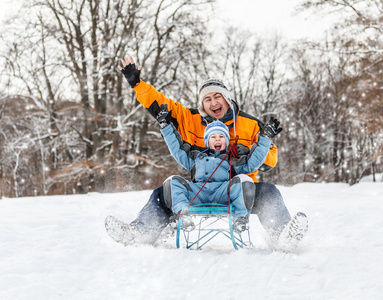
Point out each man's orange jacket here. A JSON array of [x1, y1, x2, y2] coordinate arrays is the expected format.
[[133, 81, 278, 182]]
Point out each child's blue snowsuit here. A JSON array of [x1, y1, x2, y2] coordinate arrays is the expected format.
[[161, 124, 272, 219]]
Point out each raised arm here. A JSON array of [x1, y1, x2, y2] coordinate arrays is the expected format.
[[118, 55, 191, 126], [234, 117, 283, 174], [160, 123, 195, 172]]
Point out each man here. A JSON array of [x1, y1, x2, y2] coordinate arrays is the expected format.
[[105, 56, 308, 251]]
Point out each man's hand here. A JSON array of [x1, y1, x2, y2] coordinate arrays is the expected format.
[[259, 117, 283, 139], [118, 56, 142, 88]]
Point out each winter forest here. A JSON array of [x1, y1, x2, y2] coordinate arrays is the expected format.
[[0, 0, 382, 198]]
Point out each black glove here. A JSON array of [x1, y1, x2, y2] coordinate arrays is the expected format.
[[156, 108, 171, 129], [259, 117, 283, 139], [120, 63, 141, 88]]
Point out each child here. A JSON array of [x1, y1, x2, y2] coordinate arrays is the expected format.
[[160, 120, 277, 232]]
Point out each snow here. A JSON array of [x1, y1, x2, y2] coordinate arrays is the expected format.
[[1, 177, 383, 299]]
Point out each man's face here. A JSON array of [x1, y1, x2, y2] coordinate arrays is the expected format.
[[208, 133, 227, 151], [202, 92, 230, 119]]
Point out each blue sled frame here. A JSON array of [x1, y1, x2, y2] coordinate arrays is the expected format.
[[176, 203, 253, 250]]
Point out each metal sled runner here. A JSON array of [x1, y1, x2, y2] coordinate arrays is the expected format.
[[176, 203, 253, 250]]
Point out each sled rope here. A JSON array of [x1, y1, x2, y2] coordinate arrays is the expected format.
[[227, 135, 239, 214], [178, 136, 239, 218], [227, 155, 232, 214]]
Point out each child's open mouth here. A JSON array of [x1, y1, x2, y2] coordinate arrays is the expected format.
[[214, 144, 222, 150]]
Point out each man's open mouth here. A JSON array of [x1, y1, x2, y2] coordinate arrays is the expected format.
[[212, 107, 222, 115]]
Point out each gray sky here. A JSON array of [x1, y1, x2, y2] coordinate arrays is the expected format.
[[216, 0, 332, 40], [0, 0, 331, 40], [0, 0, 17, 23]]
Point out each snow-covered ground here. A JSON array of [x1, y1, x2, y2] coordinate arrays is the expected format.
[[1, 175, 382, 299]]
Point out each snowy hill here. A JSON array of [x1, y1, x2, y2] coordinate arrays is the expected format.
[[1, 177, 383, 299]]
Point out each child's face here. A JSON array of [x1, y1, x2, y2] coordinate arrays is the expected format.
[[208, 133, 227, 151]]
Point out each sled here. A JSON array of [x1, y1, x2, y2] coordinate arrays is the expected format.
[[176, 203, 253, 250]]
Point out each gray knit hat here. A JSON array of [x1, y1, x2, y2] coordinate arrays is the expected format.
[[198, 79, 234, 117]]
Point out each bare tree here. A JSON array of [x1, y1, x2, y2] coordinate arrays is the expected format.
[[297, 0, 383, 183], [0, 0, 215, 197]]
